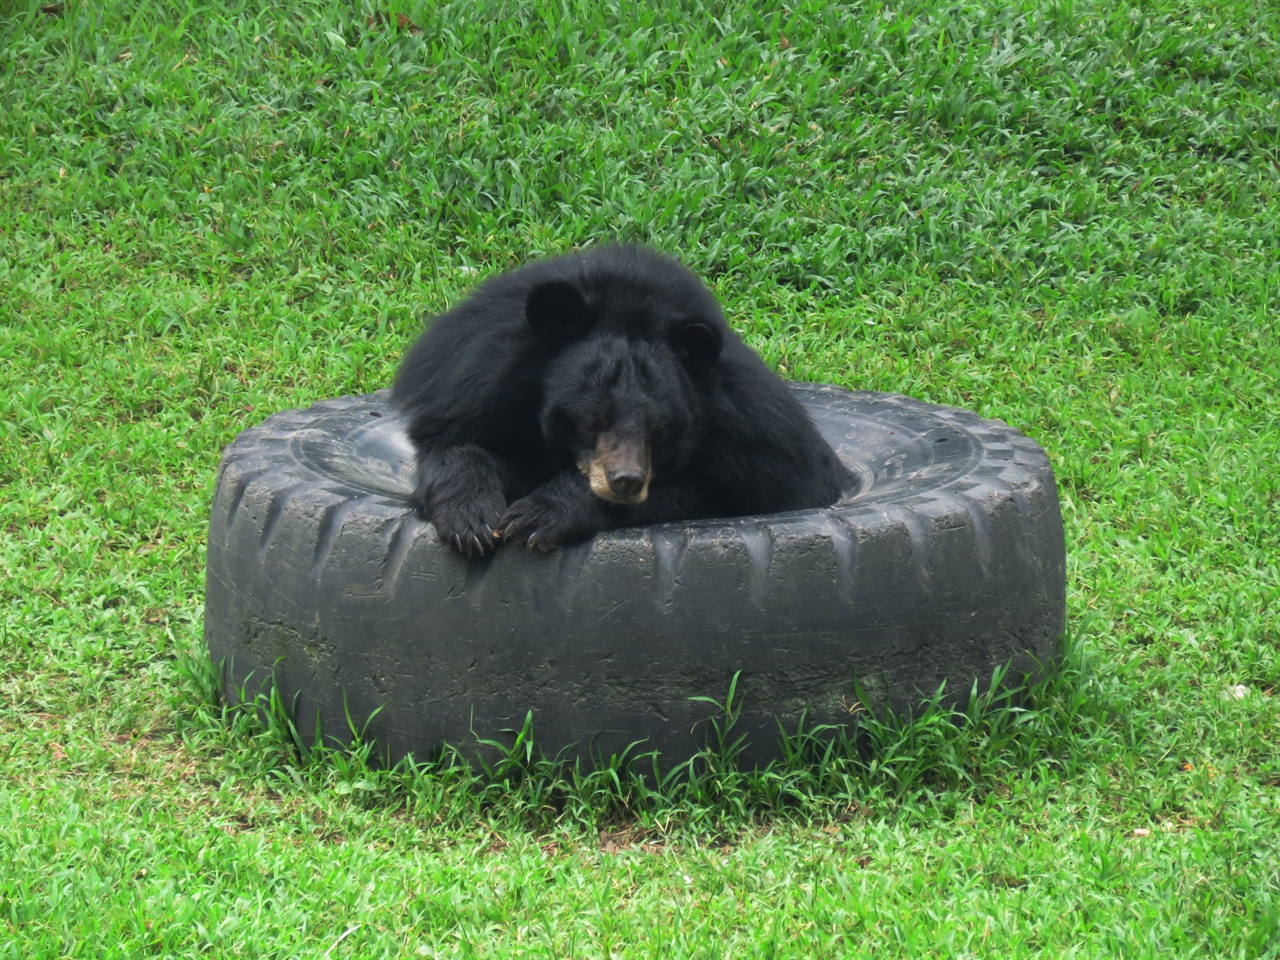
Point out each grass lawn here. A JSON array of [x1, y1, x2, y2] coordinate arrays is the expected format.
[[2, 0, 1279, 955]]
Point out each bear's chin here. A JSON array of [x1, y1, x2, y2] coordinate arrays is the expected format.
[[593, 486, 649, 506]]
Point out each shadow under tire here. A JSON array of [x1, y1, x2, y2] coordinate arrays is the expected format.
[[205, 384, 1066, 767]]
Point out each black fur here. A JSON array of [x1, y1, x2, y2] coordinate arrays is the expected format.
[[391, 245, 846, 553]]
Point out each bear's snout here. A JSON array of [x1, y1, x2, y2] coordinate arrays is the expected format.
[[579, 432, 651, 504], [606, 466, 645, 499]]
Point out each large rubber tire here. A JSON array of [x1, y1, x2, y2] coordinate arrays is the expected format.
[[205, 385, 1065, 768]]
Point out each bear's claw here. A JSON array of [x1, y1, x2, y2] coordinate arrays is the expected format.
[[430, 498, 504, 557], [499, 495, 575, 551]]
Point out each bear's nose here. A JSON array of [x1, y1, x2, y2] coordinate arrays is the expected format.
[[607, 468, 644, 499]]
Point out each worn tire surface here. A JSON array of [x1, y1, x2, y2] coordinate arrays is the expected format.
[[205, 385, 1066, 767]]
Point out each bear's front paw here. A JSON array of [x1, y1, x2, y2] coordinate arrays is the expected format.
[[427, 495, 505, 557], [499, 493, 599, 552]]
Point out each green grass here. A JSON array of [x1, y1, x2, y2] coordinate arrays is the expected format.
[[2, 0, 1279, 955]]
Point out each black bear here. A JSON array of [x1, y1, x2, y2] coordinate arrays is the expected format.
[[391, 245, 846, 554]]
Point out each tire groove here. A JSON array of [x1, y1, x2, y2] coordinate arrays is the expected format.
[[312, 496, 363, 575], [381, 514, 418, 595], [1009, 489, 1037, 574], [222, 465, 275, 527], [257, 480, 329, 553], [738, 524, 775, 610], [961, 494, 995, 578], [652, 529, 687, 610], [463, 553, 491, 608], [821, 514, 859, 599], [557, 540, 593, 611], [895, 507, 932, 591]]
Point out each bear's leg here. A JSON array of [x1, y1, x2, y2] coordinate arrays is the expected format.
[[412, 445, 511, 556], [500, 475, 717, 549], [499, 471, 609, 551]]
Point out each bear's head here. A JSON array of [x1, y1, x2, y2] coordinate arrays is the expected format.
[[529, 277, 722, 505]]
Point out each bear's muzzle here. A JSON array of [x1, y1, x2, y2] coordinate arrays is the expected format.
[[578, 432, 651, 504]]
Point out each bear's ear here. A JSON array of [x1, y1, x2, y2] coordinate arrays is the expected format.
[[526, 280, 591, 339], [672, 318, 723, 368]]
